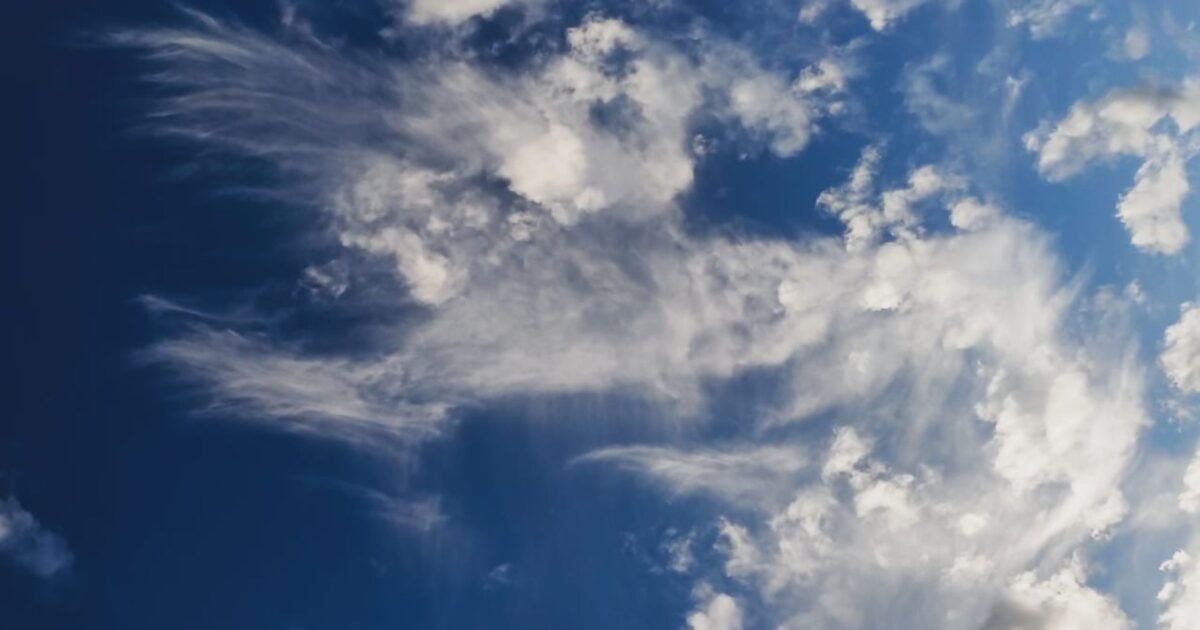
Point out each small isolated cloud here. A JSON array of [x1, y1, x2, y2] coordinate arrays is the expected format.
[[0, 496, 73, 579], [1025, 79, 1200, 255], [484, 562, 515, 589], [1123, 27, 1151, 60]]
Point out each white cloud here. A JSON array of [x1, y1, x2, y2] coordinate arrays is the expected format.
[[113, 10, 856, 442], [1026, 79, 1200, 255], [1124, 27, 1151, 60], [145, 329, 449, 444], [0, 497, 73, 579], [576, 149, 1148, 626], [576, 445, 809, 508], [1159, 549, 1200, 629], [848, 0, 937, 31], [687, 587, 744, 630], [398, 0, 524, 26], [1006, 0, 1094, 39], [1163, 303, 1200, 394], [1181, 451, 1200, 515], [984, 556, 1133, 629], [1118, 155, 1191, 255]]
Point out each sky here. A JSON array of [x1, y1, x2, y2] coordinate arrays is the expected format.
[[5, 0, 1200, 628]]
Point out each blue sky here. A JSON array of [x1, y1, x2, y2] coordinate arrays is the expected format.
[[5, 0, 1200, 628]]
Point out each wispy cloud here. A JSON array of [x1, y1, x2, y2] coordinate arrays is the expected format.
[[0, 496, 73, 579]]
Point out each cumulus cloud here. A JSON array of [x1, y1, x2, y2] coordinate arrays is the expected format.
[[1163, 303, 1200, 394], [686, 587, 744, 630], [1156, 448, 1200, 630], [1026, 79, 1200, 254], [581, 149, 1147, 626], [1159, 549, 1200, 630], [983, 556, 1132, 629], [0, 496, 73, 579]]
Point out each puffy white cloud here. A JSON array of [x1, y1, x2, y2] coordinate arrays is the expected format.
[[687, 587, 744, 630], [1026, 79, 1200, 255], [816, 145, 962, 250], [0, 497, 73, 579], [1159, 549, 1200, 629], [1163, 303, 1200, 394], [576, 150, 1148, 626], [984, 556, 1133, 629], [1118, 155, 1191, 255], [1025, 81, 1200, 181], [949, 197, 1001, 232]]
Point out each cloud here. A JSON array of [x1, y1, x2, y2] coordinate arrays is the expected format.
[[1117, 155, 1192, 255], [1154, 447, 1200, 630], [0, 496, 73, 579], [577, 150, 1148, 626], [1162, 303, 1200, 394], [113, 9, 854, 443], [575, 445, 810, 508], [144, 328, 450, 445], [1006, 0, 1094, 39], [1160, 549, 1200, 629], [686, 587, 744, 630], [983, 556, 1133, 629], [403, 0, 520, 25], [901, 54, 976, 137], [1026, 79, 1200, 254], [847, 0, 937, 31], [1123, 27, 1151, 60]]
